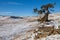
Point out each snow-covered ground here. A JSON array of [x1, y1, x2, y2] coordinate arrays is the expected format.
[[41, 34, 60, 40], [0, 16, 39, 40], [0, 13, 60, 40]]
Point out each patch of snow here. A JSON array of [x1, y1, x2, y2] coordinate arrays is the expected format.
[[40, 34, 60, 40]]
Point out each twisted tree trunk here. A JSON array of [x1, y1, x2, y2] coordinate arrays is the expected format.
[[40, 12, 49, 23]]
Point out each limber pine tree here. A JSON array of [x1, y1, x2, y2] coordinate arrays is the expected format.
[[34, 3, 55, 23]]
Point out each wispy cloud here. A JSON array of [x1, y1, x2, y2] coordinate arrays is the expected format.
[[0, 12, 13, 14], [0, 12, 13, 15], [7, 2, 23, 5], [2, 2, 23, 5]]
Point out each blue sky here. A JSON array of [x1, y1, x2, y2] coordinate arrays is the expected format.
[[0, 0, 60, 16]]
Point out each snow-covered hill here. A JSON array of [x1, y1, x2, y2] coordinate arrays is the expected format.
[[0, 13, 60, 40]]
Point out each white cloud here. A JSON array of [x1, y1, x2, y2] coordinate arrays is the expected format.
[[7, 2, 23, 5], [0, 12, 13, 15], [2, 2, 23, 5], [0, 12, 13, 14]]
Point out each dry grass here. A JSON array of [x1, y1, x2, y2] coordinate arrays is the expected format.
[[34, 27, 60, 40]]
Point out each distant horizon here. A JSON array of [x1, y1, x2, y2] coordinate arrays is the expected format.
[[0, 0, 60, 16], [0, 12, 60, 17]]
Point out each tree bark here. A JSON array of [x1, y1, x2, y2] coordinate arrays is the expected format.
[[40, 12, 49, 23]]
